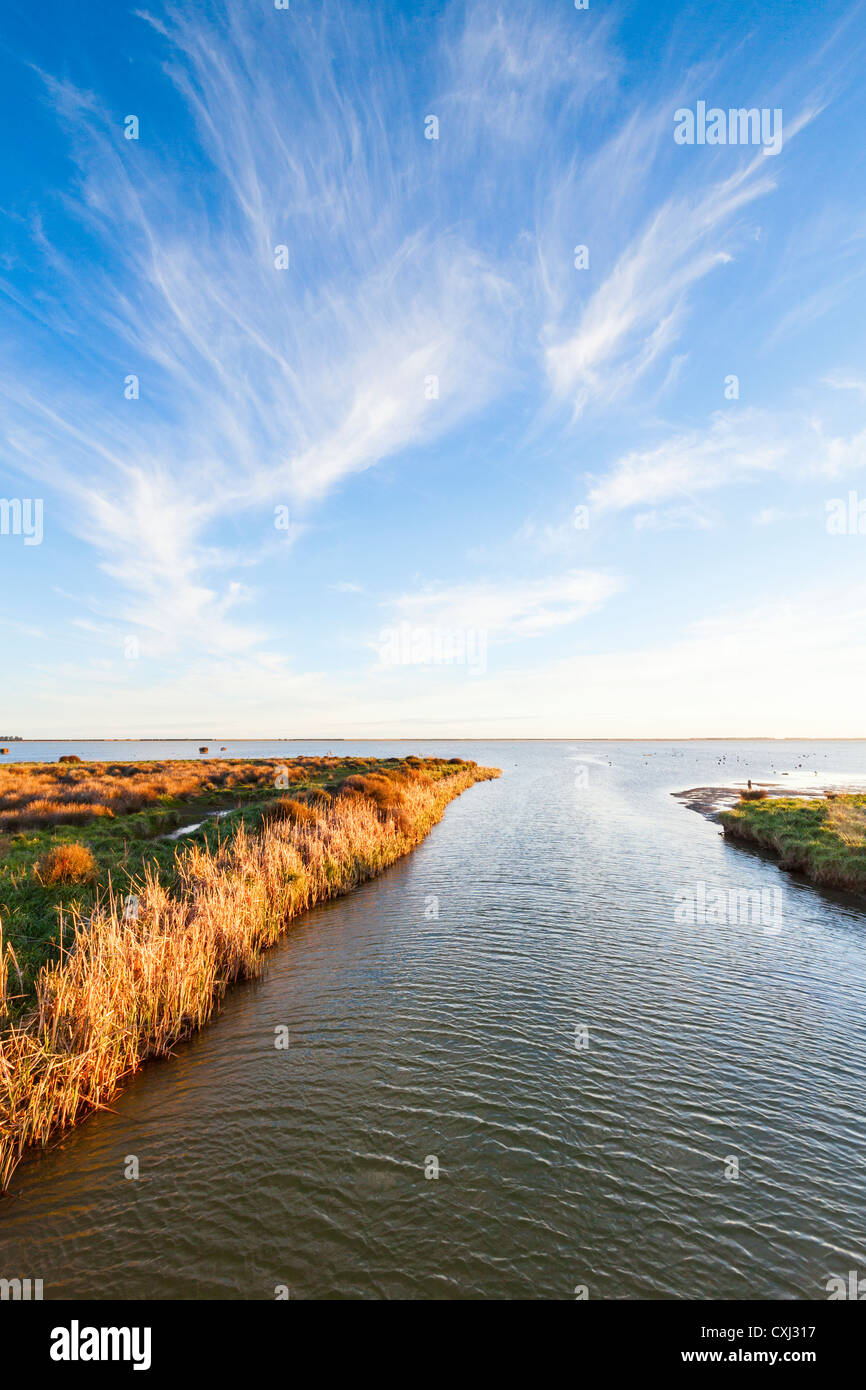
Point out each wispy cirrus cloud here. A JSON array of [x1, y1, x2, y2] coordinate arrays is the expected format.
[[544, 158, 776, 417], [0, 1, 522, 655], [384, 570, 622, 643], [824, 372, 866, 397], [1, 0, 863, 737], [588, 410, 786, 513], [587, 409, 866, 516], [541, 100, 822, 420]]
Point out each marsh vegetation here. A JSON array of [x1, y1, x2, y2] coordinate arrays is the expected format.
[[0, 755, 499, 1190]]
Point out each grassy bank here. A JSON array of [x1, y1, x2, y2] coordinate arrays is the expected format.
[[0, 755, 376, 996], [0, 755, 499, 1191], [720, 792, 866, 894]]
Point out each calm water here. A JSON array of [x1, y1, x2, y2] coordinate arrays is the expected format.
[[2, 740, 866, 1300]]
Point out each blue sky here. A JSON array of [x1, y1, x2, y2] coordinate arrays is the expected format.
[[1, 0, 865, 737]]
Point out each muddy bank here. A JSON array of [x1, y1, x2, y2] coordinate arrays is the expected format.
[[672, 780, 866, 821]]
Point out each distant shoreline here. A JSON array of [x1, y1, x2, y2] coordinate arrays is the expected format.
[[6, 737, 866, 744]]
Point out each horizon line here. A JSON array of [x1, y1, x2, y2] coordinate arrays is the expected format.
[[4, 736, 866, 744]]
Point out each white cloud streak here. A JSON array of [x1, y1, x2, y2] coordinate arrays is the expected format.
[[588, 409, 866, 514], [385, 570, 622, 642]]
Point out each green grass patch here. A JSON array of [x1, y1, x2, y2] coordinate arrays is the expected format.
[[720, 793, 866, 894]]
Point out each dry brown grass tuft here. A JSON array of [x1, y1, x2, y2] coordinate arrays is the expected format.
[[0, 799, 116, 830], [339, 771, 418, 832], [0, 922, 23, 1023], [263, 797, 319, 826], [38, 844, 99, 885], [0, 759, 284, 831]]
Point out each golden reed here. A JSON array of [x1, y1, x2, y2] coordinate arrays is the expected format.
[[0, 763, 497, 1191]]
